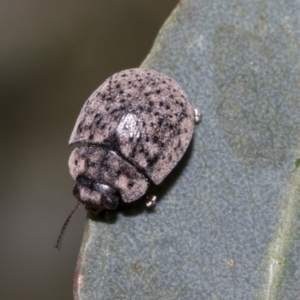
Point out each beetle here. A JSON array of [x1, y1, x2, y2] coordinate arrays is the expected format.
[[55, 68, 200, 249]]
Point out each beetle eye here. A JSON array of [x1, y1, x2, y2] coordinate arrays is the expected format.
[[76, 175, 93, 188], [93, 182, 120, 210], [74, 176, 120, 211]]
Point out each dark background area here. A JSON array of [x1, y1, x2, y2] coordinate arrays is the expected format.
[[0, 1, 178, 299]]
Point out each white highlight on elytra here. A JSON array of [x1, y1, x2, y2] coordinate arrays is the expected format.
[[117, 113, 140, 139]]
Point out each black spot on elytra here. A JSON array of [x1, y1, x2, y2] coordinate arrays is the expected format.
[[111, 108, 119, 114], [153, 135, 159, 143], [147, 155, 159, 167], [156, 90, 161, 94], [127, 182, 134, 188], [85, 158, 91, 167], [149, 101, 154, 106], [120, 99, 126, 103], [145, 137, 149, 142], [105, 106, 111, 111], [100, 124, 106, 130], [144, 150, 149, 158], [89, 134, 94, 140], [144, 92, 150, 97], [147, 107, 152, 113], [130, 147, 137, 158], [89, 162, 96, 168], [180, 112, 188, 120], [75, 160, 78, 166], [166, 105, 170, 110], [159, 102, 164, 107]]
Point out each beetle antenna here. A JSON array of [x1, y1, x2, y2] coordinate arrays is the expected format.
[[55, 201, 81, 250]]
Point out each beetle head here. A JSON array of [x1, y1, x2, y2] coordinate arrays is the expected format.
[[73, 175, 120, 214]]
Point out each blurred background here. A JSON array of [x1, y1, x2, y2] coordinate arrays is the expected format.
[[0, 1, 178, 299]]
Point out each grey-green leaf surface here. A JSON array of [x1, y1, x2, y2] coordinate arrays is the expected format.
[[74, 0, 300, 299]]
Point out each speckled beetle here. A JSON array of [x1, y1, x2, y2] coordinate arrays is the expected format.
[[55, 68, 200, 249]]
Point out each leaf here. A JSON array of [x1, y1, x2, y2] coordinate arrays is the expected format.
[[74, 0, 300, 299]]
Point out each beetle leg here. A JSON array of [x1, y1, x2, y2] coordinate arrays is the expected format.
[[144, 195, 157, 207], [194, 108, 202, 124]]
